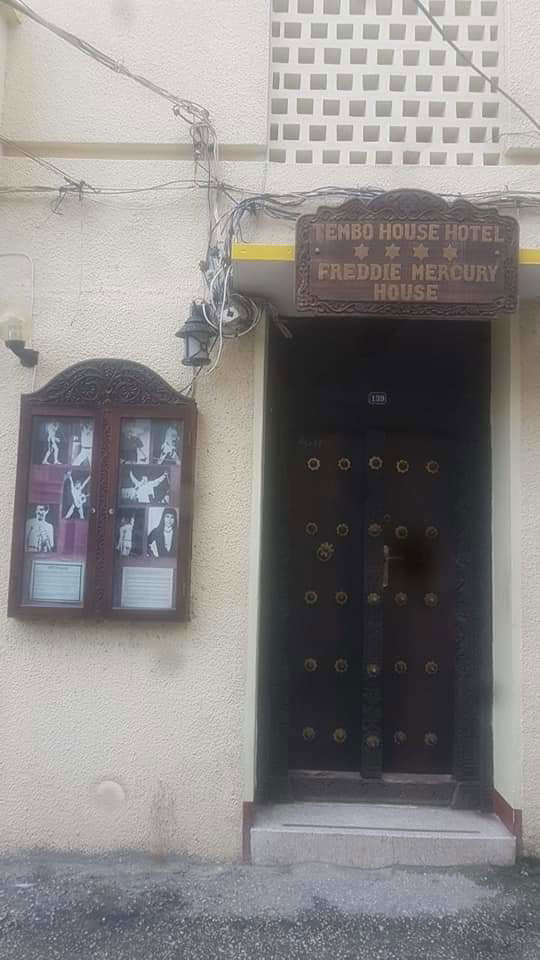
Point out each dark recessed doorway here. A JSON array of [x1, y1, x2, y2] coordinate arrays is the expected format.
[[257, 317, 492, 809]]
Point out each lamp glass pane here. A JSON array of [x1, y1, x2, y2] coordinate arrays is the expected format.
[[0, 254, 32, 342], [0, 314, 28, 342], [186, 335, 203, 359]]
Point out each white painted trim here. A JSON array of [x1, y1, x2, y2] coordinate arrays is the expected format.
[[508, 312, 523, 808], [491, 313, 523, 811], [242, 316, 269, 801]]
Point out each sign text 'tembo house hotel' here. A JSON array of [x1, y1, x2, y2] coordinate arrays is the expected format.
[[295, 194, 519, 318], [312, 220, 505, 304]]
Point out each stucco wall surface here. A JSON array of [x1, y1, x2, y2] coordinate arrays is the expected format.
[[1, 0, 269, 146], [491, 316, 522, 816], [0, 14, 9, 126], [502, 0, 540, 153], [0, 158, 261, 859], [519, 304, 540, 856]]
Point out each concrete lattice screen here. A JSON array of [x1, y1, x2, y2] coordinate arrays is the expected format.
[[270, 0, 501, 166]]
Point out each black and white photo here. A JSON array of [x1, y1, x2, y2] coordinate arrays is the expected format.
[[119, 465, 170, 504], [146, 507, 178, 558], [151, 421, 183, 465], [61, 470, 91, 520], [32, 419, 67, 466], [71, 420, 94, 467], [25, 503, 58, 553], [115, 509, 144, 558], [120, 419, 151, 465]]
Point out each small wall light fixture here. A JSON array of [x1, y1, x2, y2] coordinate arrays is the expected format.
[[176, 301, 214, 367], [0, 254, 38, 368], [0, 312, 39, 367]]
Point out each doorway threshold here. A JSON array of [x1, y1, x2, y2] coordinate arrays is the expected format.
[[269, 770, 476, 807], [250, 802, 515, 868]]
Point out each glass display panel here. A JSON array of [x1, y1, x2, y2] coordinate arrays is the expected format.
[[113, 418, 183, 611], [22, 416, 95, 607]]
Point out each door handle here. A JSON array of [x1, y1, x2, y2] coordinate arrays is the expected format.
[[383, 544, 402, 589]]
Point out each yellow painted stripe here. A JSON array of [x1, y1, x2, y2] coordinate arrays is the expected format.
[[520, 249, 540, 265], [232, 243, 295, 262], [233, 242, 540, 266]]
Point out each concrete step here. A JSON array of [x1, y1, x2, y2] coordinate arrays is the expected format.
[[250, 802, 516, 868]]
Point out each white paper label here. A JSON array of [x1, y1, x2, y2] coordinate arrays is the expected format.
[[31, 561, 84, 604], [120, 566, 175, 610]]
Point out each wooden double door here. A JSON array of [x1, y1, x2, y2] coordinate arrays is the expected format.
[[289, 429, 454, 779], [258, 319, 492, 806]]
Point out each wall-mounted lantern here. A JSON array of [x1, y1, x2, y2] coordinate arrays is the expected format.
[[0, 312, 39, 367], [0, 254, 39, 367], [175, 302, 214, 367]]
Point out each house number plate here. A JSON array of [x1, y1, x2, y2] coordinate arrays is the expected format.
[[368, 392, 388, 406]]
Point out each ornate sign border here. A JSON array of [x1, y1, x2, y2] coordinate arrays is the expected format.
[[295, 189, 519, 318]]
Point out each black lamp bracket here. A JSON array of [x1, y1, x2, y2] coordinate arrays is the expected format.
[[5, 339, 39, 368]]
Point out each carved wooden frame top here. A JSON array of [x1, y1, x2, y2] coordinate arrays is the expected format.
[[295, 189, 519, 319], [28, 358, 192, 408]]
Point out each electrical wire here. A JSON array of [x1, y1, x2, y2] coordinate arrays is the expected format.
[[203, 264, 233, 376], [0, 135, 213, 199], [181, 364, 204, 397], [195, 182, 540, 336], [412, 0, 540, 133], [202, 265, 226, 331], [0, 0, 220, 222], [1, 0, 209, 124], [2, 0, 540, 364], [90, 178, 208, 195], [206, 186, 540, 277], [1, 175, 538, 227], [0, 134, 96, 191], [235, 297, 265, 338], [84, 187, 199, 211]]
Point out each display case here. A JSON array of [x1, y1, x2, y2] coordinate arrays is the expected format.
[[8, 359, 196, 620]]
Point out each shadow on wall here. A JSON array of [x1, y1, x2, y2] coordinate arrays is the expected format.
[[151, 781, 178, 860]]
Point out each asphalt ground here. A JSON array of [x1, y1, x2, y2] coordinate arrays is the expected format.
[[0, 855, 538, 960]]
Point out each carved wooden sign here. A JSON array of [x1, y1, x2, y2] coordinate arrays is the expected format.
[[295, 190, 519, 318]]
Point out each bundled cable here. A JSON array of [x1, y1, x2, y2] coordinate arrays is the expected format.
[[1, 0, 209, 125]]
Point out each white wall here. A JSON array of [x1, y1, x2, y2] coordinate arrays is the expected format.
[[519, 303, 540, 855], [502, 0, 540, 160], [1, 0, 269, 146], [0, 5, 18, 130], [0, 157, 267, 859], [490, 303, 540, 857], [491, 315, 522, 814], [0, 0, 269, 860], [0, 18, 8, 129]]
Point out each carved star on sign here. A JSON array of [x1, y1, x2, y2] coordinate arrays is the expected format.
[[385, 243, 400, 260], [443, 244, 458, 262], [353, 243, 370, 259], [413, 243, 429, 260]]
